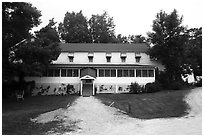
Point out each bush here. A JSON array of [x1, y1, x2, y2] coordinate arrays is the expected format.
[[168, 81, 184, 90], [129, 82, 142, 94], [145, 82, 161, 93], [194, 79, 202, 87]]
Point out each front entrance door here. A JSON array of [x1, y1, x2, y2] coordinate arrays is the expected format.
[[82, 79, 93, 96]]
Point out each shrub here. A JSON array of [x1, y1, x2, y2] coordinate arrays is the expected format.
[[168, 81, 184, 90], [194, 79, 202, 87], [145, 82, 161, 93], [129, 82, 142, 94]]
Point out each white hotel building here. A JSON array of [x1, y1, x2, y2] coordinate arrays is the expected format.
[[25, 43, 164, 96]]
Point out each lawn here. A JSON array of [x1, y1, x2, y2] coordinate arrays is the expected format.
[[95, 89, 191, 119], [2, 95, 78, 135]]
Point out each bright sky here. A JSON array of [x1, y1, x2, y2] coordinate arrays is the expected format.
[[30, 0, 203, 36]]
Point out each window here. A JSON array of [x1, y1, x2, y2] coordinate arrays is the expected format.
[[106, 52, 112, 62], [135, 56, 141, 63], [67, 69, 72, 77], [124, 70, 129, 77], [88, 52, 94, 63], [47, 69, 60, 77], [121, 52, 127, 63], [129, 69, 135, 77], [117, 69, 123, 77], [68, 52, 74, 62], [61, 69, 66, 77], [54, 69, 60, 77], [61, 69, 79, 77], [48, 69, 54, 77], [142, 70, 148, 77], [121, 57, 126, 62], [106, 57, 111, 62], [111, 69, 116, 77], [148, 70, 154, 77], [99, 69, 104, 77], [73, 69, 79, 77], [105, 69, 110, 77], [69, 57, 74, 62], [88, 57, 93, 63], [136, 69, 142, 77]]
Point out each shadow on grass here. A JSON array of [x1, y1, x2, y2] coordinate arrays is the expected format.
[[95, 89, 190, 119], [2, 95, 79, 135]]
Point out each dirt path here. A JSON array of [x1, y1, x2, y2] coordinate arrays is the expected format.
[[31, 87, 202, 135]]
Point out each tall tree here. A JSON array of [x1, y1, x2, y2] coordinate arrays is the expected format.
[[128, 35, 146, 43], [148, 9, 186, 82], [10, 19, 61, 77], [89, 11, 116, 43], [183, 27, 202, 77], [2, 2, 41, 79], [58, 11, 91, 43]]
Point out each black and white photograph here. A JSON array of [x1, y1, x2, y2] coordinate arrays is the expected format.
[[1, 0, 202, 135]]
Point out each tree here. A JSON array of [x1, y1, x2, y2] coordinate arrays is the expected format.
[[128, 35, 146, 43], [10, 19, 61, 77], [58, 11, 91, 43], [116, 34, 128, 43], [148, 9, 186, 82], [89, 11, 116, 43], [2, 2, 41, 80], [183, 27, 202, 77]]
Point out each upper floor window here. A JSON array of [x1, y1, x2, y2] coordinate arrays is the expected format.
[[68, 52, 74, 62], [135, 56, 141, 63], [120, 52, 127, 63], [69, 57, 74, 62], [88, 57, 93, 62], [106, 52, 112, 63], [88, 52, 94, 63], [106, 57, 111, 62]]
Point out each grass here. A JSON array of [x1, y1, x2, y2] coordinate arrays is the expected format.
[[2, 95, 78, 135], [95, 89, 191, 119]]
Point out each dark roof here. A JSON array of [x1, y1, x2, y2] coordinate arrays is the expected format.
[[60, 43, 149, 52], [80, 68, 96, 78], [50, 64, 155, 68]]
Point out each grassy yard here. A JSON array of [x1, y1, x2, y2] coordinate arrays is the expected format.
[[2, 95, 78, 135], [95, 89, 191, 119]]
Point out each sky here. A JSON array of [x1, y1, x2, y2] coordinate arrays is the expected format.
[[28, 0, 202, 36]]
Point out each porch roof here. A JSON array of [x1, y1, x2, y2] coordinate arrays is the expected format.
[[80, 68, 97, 78]]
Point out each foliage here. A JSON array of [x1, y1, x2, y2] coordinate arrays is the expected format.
[[148, 9, 187, 82], [115, 34, 146, 43], [58, 11, 91, 43], [129, 82, 142, 94], [89, 11, 116, 43], [168, 81, 185, 90], [183, 27, 202, 77], [145, 82, 162, 93], [9, 19, 61, 77], [2, 2, 41, 79]]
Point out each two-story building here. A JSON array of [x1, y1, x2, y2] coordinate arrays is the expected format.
[[25, 43, 164, 96]]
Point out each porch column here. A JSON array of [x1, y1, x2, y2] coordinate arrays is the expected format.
[[92, 80, 95, 95], [80, 80, 83, 96]]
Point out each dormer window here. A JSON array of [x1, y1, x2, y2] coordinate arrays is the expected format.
[[135, 53, 141, 63], [120, 52, 127, 63], [106, 52, 112, 63], [68, 52, 74, 62], [88, 52, 94, 63]]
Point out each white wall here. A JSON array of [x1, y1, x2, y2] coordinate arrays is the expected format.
[[95, 77, 155, 85], [52, 52, 165, 70]]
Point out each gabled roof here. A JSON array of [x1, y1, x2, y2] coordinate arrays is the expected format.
[[60, 43, 149, 52]]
